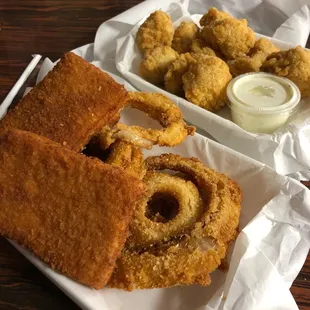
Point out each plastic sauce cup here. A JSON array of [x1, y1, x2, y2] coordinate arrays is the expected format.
[[226, 72, 301, 134]]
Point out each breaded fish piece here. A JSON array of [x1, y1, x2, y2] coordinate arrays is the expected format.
[[200, 8, 255, 60], [164, 53, 197, 96], [136, 11, 174, 55], [261, 46, 310, 97], [0, 129, 145, 289], [191, 38, 217, 56], [182, 55, 232, 111], [140, 46, 179, 84], [228, 38, 280, 77], [0, 52, 128, 152], [172, 21, 199, 54]]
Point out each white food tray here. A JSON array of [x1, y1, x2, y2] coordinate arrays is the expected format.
[[6, 60, 310, 310], [113, 2, 310, 176]]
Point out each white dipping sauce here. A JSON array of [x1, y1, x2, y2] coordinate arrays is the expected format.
[[226, 73, 301, 134]]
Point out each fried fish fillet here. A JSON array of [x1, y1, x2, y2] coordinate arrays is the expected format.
[[228, 38, 280, 77], [172, 21, 199, 54], [261, 46, 310, 97], [0, 52, 128, 152], [136, 11, 174, 55], [200, 8, 255, 60], [0, 129, 145, 289], [182, 55, 232, 111]]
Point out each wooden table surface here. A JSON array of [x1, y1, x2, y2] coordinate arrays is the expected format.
[[0, 1, 310, 309]]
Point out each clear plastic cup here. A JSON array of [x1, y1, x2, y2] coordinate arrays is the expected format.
[[226, 72, 301, 134]]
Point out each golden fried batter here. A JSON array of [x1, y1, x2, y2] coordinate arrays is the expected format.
[[106, 140, 146, 179], [0, 130, 145, 289], [200, 8, 255, 59], [172, 21, 199, 54], [139, 46, 179, 84], [200, 7, 231, 27], [190, 38, 217, 56], [127, 171, 203, 247], [97, 92, 195, 149], [261, 46, 310, 97], [0, 52, 128, 152], [228, 38, 280, 76], [164, 53, 197, 96], [136, 10, 174, 55], [109, 154, 242, 291], [182, 55, 232, 111], [116, 92, 195, 146]]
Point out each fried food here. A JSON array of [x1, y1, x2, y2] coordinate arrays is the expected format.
[[127, 171, 203, 247], [164, 53, 197, 96], [228, 38, 280, 76], [105, 140, 146, 179], [172, 21, 199, 54], [200, 7, 231, 27], [98, 92, 195, 149], [200, 8, 255, 59], [0, 129, 145, 289], [98, 125, 154, 151], [182, 55, 232, 111], [139, 46, 179, 84], [136, 11, 174, 55], [109, 154, 242, 291], [261, 46, 310, 97], [0, 52, 128, 152], [116, 92, 195, 147], [190, 38, 217, 56]]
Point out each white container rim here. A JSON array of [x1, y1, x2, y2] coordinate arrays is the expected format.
[[226, 72, 301, 115]]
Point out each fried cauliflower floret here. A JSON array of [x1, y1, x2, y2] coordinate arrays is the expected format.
[[261, 46, 310, 97], [228, 38, 280, 76], [164, 53, 197, 96], [140, 46, 179, 84], [190, 38, 217, 56], [200, 7, 231, 27], [172, 22, 199, 54], [200, 8, 255, 60], [136, 11, 174, 55], [182, 55, 232, 111]]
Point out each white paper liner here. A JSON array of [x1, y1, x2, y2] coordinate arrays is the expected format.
[[5, 58, 310, 310]]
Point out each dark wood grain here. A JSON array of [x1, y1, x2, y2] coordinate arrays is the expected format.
[[0, 1, 309, 309]]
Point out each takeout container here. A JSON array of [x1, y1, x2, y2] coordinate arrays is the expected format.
[[8, 58, 310, 310], [226, 73, 301, 133], [113, 2, 310, 175]]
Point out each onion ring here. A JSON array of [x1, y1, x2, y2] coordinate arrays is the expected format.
[[98, 92, 195, 151], [98, 126, 153, 151], [98, 92, 195, 150], [127, 171, 203, 247], [117, 92, 195, 147], [109, 154, 242, 291], [105, 140, 146, 180]]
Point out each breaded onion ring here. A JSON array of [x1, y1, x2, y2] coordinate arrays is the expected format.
[[117, 92, 195, 147], [99, 127, 153, 150], [127, 171, 203, 247], [109, 154, 242, 291], [98, 92, 195, 150], [105, 140, 146, 179]]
